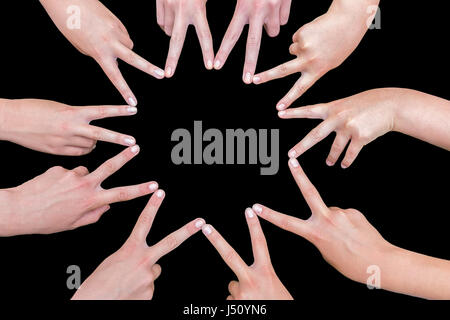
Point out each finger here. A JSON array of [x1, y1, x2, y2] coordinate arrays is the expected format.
[[80, 105, 138, 122], [165, 17, 188, 78], [89, 145, 140, 183], [76, 125, 136, 147], [69, 136, 96, 149], [243, 17, 263, 83], [264, 6, 281, 37], [287, 116, 340, 158], [194, 12, 214, 70], [214, 11, 246, 70], [98, 181, 159, 206], [71, 166, 89, 176], [201, 224, 249, 280], [97, 57, 137, 107], [276, 74, 316, 110], [341, 140, 364, 169], [115, 44, 165, 79], [156, 0, 165, 28], [227, 295, 234, 300], [152, 264, 162, 280], [128, 189, 164, 243], [278, 103, 328, 120], [164, 5, 175, 36], [252, 59, 302, 85], [245, 208, 271, 265], [228, 281, 239, 296], [150, 217, 205, 263], [252, 203, 310, 238], [280, 0, 292, 25], [289, 42, 300, 55], [288, 158, 329, 215], [326, 133, 350, 166]]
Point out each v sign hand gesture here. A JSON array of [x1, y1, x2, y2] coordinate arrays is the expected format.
[[201, 210, 292, 300], [73, 191, 205, 300], [40, 0, 165, 106]]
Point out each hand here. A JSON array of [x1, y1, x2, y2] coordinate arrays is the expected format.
[[0, 99, 138, 156], [253, 158, 394, 285], [72, 191, 205, 300], [281, 89, 396, 169], [201, 209, 292, 300], [214, 0, 292, 83], [4, 146, 157, 236], [157, 0, 214, 77], [40, 0, 165, 106], [253, 0, 379, 108]]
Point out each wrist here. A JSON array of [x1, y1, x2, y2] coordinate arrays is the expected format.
[[0, 187, 21, 237]]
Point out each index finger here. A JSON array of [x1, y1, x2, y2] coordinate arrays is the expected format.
[[89, 145, 140, 183], [165, 17, 188, 78], [149, 217, 205, 263], [214, 11, 246, 70], [115, 43, 165, 79], [253, 59, 303, 84], [128, 189, 165, 243], [243, 17, 263, 83], [202, 224, 249, 281], [244, 208, 271, 265], [76, 125, 136, 147], [288, 158, 329, 215]]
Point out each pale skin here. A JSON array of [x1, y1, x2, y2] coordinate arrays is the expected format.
[[253, 159, 450, 299], [214, 0, 292, 84], [40, 0, 165, 106], [0, 99, 138, 156], [72, 191, 205, 300], [0, 146, 158, 236], [157, 0, 214, 77], [202, 211, 292, 300], [253, 0, 380, 108], [282, 88, 450, 168]]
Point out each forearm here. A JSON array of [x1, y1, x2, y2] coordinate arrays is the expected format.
[[392, 88, 450, 150], [380, 245, 450, 299], [0, 99, 15, 142]]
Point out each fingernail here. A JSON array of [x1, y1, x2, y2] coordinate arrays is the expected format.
[[253, 76, 261, 84], [202, 225, 213, 236], [149, 183, 158, 191], [92, 144, 96, 150], [207, 60, 213, 70], [289, 158, 300, 168], [276, 103, 285, 110], [154, 68, 165, 78], [244, 72, 252, 84], [278, 110, 286, 117], [128, 97, 137, 107], [195, 219, 205, 229], [127, 107, 138, 114], [156, 189, 165, 198], [214, 60, 221, 69], [124, 137, 136, 146], [166, 67, 173, 77], [131, 145, 140, 154], [288, 150, 297, 158], [253, 204, 262, 214], [341, 163, 348, 169], [326, 160, 333, 166], [245, 208, 255, 218]]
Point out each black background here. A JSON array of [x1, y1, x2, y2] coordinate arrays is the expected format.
[[0, 0, 448, 314]]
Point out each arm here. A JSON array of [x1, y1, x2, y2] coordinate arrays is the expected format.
[[392, 89, 450, 150], [0, 98, 137, 156], [283, 88, 450, 168], [255, 158, 450, 299]]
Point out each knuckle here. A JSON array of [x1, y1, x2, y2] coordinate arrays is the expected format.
[[247, 34, 259, 48], [117, 189, 129, 201], [163, 234, 178, 251], [279, 217, 292, 231], [223, 249, 236, 264], [103, 161, 116, 175]]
